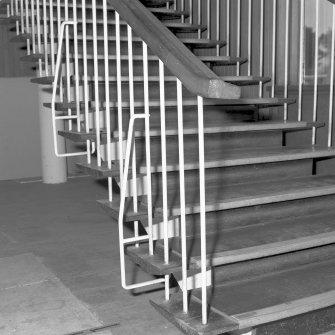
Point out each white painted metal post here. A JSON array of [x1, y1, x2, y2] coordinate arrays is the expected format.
[[259, 0, 264, 97], [284, 0, 290, 120], [159, 60, 170, 301], [177, 79, 188, 314], [298, 0, 305, 120], [127, 25, 138, 242], [198, 96, 207, 325], [312, 0, 319, 145], [104, 0, 112, 201], [236, 0, 241, 76], [271, 0, 277, 98], [328, 5, 335, 148]]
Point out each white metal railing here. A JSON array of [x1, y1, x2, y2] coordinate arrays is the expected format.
[[3, 0, 335, 328]]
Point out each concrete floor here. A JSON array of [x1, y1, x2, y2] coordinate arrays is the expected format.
[[0, 176, 183, 335]]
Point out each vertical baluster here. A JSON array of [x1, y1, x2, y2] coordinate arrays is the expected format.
[[116, 12, 123, 182], [104, 0, 112, 201], [57, 0, 60, 37], [159, 60, 170, 301], [216, 0, 220, 56], [236, 0, 241, 76], [49, 0, 55, 74], [92, 0, 101, 164], [328, 5, 335, 147], [20, 0, 24, 34], [143, 42, 154, 255], [198, 96, 207, 325], [7, 4, 10, 18], [226, 0, 230, 56], [247, 0, 252, 76], [25, 0, 30, 55], [64, 0, 72, 130], [259, 0, 264, 97], [127, 25, 138, 244], [57, 0, 62, 104], [284, 0, 290, 120], [197, 0, 201, 38], [15, 0, 18, 16], [15, 0, 19, 35], [72, 0, 80, 132], [312, 0, 319, 144], [206, 0, 210, 40], [189, 0, 193, 24], [10, 0, 14, 16], [298, 0, 305, 120], [181, 0, 185, 23], [36, 0, 42, 76], [271, 0, 277, 97], [31, 0, 36, 54], [82, 0, 91, 164], [177, 78, 188, 314], [42, 0, 48, 74]]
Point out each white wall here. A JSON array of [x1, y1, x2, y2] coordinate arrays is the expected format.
[[0, 77, 42, 180]]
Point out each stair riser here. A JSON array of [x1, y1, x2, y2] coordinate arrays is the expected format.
[[186, 193, 335, 236], [213, 244, 335, 284]]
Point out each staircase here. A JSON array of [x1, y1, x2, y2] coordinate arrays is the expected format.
[[3, 0, 335, 333]]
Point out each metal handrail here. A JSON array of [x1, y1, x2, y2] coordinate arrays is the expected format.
[[51, 20, 87, 158]]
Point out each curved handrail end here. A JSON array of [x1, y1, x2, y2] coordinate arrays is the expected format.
[[208, 79, 241, 100]]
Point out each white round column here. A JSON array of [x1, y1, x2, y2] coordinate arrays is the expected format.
[[38, 86, 67, 184]]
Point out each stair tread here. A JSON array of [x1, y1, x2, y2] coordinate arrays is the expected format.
[[79, 74, 267, 85], [204, 97, 295, 106], [146, 174, 335, 217], [199, 55, 248, 65], [165, 22, 207, 33], [127, 211, 335, 274], [221, 76, 271, 86], [0, 15, 20, 24], [177, 211, 335, 266], [97, 197, 147, 222], [181, 38, 226, 48], [115, 120, 324, 137], [76, 161, 119, 178], [150, 8, 189, 19], [10, 33, 31, 42], [145, 145, 335, 173], [191, 257, 335, 329], [80, 74, 268, 84], [76, 145, 335, 178], [74, 54, 245, 67], [30, 76, 54, 85], [58, 121, 324, 143], [140, 0, 174, 7], [76, 35, 219, 48], [151, 294, 239, 335], [50, 98, 294, 111]]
